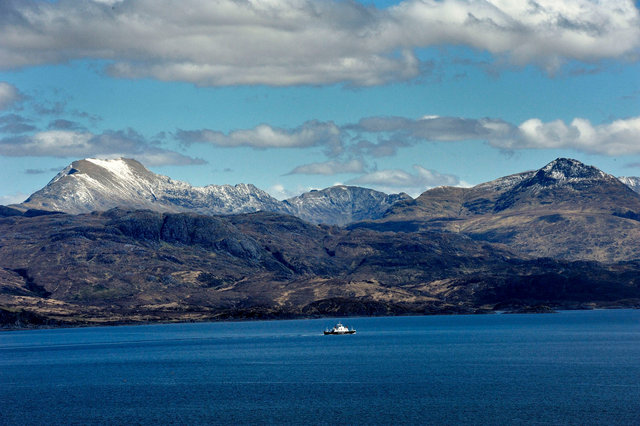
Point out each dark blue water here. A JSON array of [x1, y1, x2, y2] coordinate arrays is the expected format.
[[1, 310, 639, 425]]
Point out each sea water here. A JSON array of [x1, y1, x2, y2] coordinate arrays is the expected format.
[[1, 310, 639, 425]]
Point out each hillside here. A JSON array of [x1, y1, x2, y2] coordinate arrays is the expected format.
[[1, 208, 639, 327]]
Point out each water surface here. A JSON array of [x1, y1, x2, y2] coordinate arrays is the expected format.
[[1, 310, 639, 425]]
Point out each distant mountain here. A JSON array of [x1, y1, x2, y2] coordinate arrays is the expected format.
[[352, 158, 640, 262], [618, 176, 640, 194], [13, 158, 409, 226], [284, 185, 411, 226], [18, 158, 287, 216]]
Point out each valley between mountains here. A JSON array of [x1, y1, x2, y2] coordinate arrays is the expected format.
[[2, 158, 640, 328]]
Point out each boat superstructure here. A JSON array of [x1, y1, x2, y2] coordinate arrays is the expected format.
[[324, 322, 356, 335]]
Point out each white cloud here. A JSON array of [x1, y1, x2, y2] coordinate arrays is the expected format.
[[287, 159, 366, 175], [390, 0, 640, 71], [490, 116, 640, 156], [0, 82, 23, 110], [176, 120, 343, 156], [0, 0, 637, 86], [0, 129, 205, 165], [348, 164, 461, 196]]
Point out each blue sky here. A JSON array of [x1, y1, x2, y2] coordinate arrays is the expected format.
[[0, 0, 639, 203]]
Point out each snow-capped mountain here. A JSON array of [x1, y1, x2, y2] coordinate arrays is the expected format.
[[520, 157, 613, 187], [284, 185, 411, 226], [618, 176, 640, 194], [474, 158, 615, 199], [15, 158, 410, 225], [384, 158, 621, 220], [20, 158, 288, 216], [489, 157, 629, 212]]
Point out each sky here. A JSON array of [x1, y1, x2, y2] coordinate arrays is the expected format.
[[0, 0, 639, 204]]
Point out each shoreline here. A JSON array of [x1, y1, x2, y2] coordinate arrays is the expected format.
[[3, 303, 638, 332]]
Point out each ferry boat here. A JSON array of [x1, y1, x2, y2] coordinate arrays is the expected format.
[[324, 322, 356, 335]]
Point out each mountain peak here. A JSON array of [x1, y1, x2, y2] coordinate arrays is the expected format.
[[85, 157, 145, 174], [538, 158, 606, 182], [506, 158, 612, 195], [490, 158, 630, 213]]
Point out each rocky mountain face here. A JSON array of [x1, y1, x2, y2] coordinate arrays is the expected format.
[[352, 158, 640, 262], [284, 185, 411, 226], [2, 208, 638, 327], [14, 158, 408, 226]]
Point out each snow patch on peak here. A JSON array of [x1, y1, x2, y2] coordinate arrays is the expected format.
[[86, 158, 135, 178]]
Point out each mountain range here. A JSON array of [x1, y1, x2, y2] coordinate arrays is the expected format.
[[2, 157, 640, 327], [14, 157, 409, 226], [13, 157, 640, 227]]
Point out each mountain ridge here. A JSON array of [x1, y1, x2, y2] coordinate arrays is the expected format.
[[21, 158, 288, 216], [14, 158, 410, 226], [619, 176, 640, 194]]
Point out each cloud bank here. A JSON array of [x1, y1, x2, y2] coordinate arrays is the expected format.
[[176, 120, 342, 156], [350, 115, 640, 156], [0, 0, 637, 86], [493, 117, 640, 156], [0, 192, 28, 205], [0, 83, 205, 167]]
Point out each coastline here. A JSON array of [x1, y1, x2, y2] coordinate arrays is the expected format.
[[3, 301, 638, 332]]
